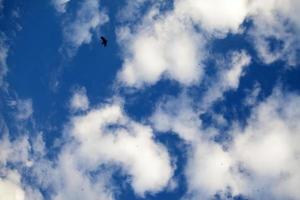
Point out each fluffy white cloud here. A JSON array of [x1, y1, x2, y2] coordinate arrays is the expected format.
[[62, 0, 109, 55], [70, 87, 89, 111], [175, 0, 248, 35], [230, 91, 300, 199], [66, 102, 173, 195], [117, 4, 205, 88], [186, 140, 245, 199], [0, 170, 25, 200]]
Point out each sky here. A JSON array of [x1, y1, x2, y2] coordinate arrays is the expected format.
[[1, 0, 300, 200]]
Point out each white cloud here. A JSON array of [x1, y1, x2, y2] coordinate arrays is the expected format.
[[52, 0, 71, 13], [175, 0, 249, 35], [246, 0, 300, 66], [117, 4, 206, 88], [249, 13, 298, 66], [62, 0, 109, 56], [0, 170, 43, 200], [52, 150, 114, 200], [186, 140, 244, 199], [201, 51, 251, 110], [230, 91, 300, 199], [0, 135, 31, 167], [151, 93, 202, 142], [0, 170, 25, 200], [176, 0, 300, 65], [67, 102, 173, 195], [70, 87, 89, 111]]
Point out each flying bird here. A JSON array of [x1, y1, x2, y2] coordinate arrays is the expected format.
[[100, 36, 108, 47]]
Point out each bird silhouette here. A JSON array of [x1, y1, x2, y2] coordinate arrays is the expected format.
[[100, 36, 108, 47]]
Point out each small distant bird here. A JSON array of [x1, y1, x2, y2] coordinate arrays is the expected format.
[[100, 36, 108, 47]]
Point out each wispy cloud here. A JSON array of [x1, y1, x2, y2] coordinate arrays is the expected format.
[[60, 0, 109, 57], [201, 51, 251, 110], [52, 0, 72, 13], [0, 33, 8, 89]]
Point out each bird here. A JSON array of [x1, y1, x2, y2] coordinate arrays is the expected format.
[[100, 36, 108, 47]]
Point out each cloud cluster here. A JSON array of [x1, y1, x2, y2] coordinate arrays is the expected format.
[[117, 0, 300, 88], [0, 99, 173, 199], [151, 89, 300, 200]]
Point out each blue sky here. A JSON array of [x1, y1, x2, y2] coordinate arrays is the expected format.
[[1, 0, 300, 200]]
